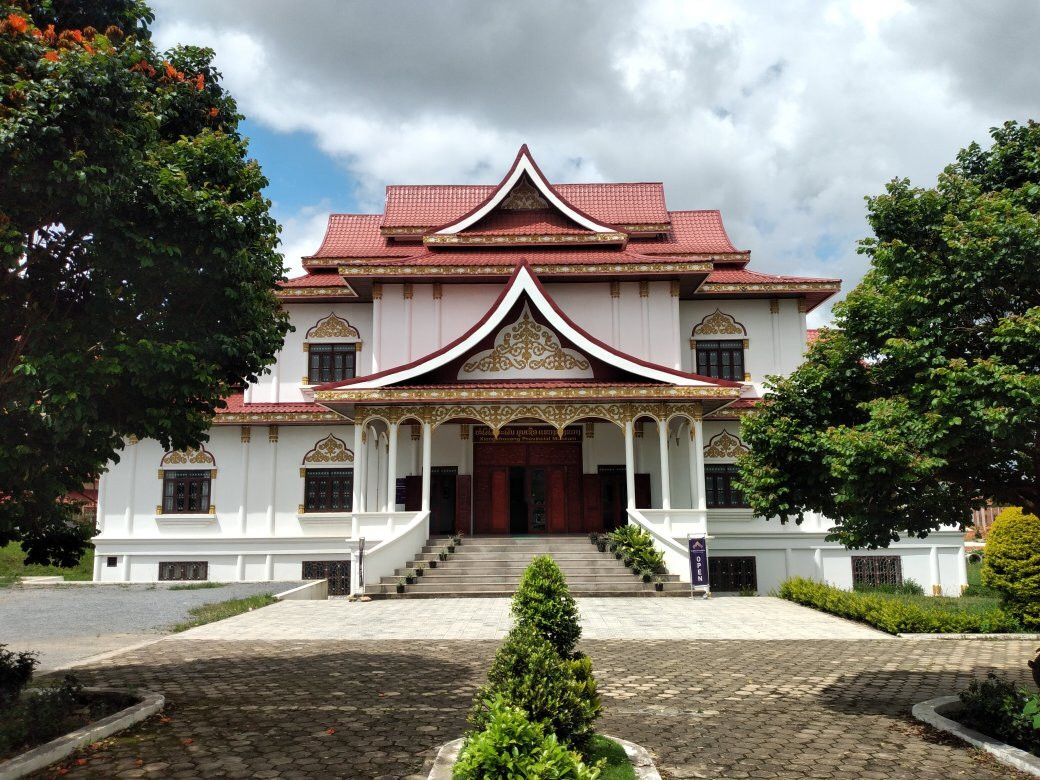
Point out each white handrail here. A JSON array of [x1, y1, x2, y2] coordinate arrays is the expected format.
[[627, 508, 693, 583], [361, 509, 430, 592]]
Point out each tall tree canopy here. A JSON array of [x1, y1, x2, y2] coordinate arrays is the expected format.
[[739, 120, 1040, 549], [0, 0, 290, 563]]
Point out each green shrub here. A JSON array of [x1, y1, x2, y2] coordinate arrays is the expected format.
[[0, 675, 86, 755], [777, 577, 1021, 634], [454, 696, 602, 780], [606, 524, 665, 575], [511, 556, 581, 658], [959, 673, 1040, 755], [0, 645, 37, 711], [981, 508, 1040, 628], [852, 578, 924, 596], [469, 624, 600, 751]]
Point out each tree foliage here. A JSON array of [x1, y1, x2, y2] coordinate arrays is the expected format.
[[980, 507, 1040, 628], [0, 0, 290, 564], [739, 120, 1040, 548]]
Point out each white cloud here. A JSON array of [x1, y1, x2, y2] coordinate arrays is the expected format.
[[150, 0, 1039, 324], [275, 203, 332, 278]]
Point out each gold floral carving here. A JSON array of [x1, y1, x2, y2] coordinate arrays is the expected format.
[[461, 304, 590, 375], [306, 313, 360, 340], [423, 232, 626, 246], [703, 429, 750, 459], [161, 447, 215, 467], [352, 401, 705, 436], [316, 385, 738, 403], [275, 285, 359, 298], [303, 434, 354, 464], [339, 261, 713, 277], [500, 178, 548, 210], [693, 309, 747, 337]]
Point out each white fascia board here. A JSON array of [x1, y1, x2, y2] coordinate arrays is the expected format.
[[348, 266, 716, 388], [435, 153, 615, 235]]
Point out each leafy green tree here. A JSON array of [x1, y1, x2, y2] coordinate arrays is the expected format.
[[0, 0, 289, 564], [980, 507, 1040, 628], [739, 120, 1040, 548]]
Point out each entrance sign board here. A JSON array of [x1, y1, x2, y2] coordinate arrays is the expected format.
[[473, 425, 583, 443], [688, 535, 710, 595]]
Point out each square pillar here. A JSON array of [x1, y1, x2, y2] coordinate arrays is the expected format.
[[624, 420, 636, 511], [352, 423, 364, 513], [658, 419, 671, 510], [689, 418, 706, 511], [420, 422, 433, 512], [386, 422, 398, 512]]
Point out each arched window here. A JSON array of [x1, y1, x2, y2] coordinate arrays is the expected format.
[[691, 310, 748, 381], [303, 314, 362, 385]]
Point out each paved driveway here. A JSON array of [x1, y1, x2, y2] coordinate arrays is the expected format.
[[178, 596, 890, 641], [0, 582, 300, 670], [31, 636, 1036, 779]]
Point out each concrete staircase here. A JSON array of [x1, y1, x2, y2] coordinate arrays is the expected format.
[[369, 535, 687, 598]]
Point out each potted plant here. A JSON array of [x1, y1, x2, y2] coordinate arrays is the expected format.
[[414, 564, 425, 577], [405, 573, 416, 585], [614, 550, 623, 560], [428, 559, 437, 569], [452, 532, 463, 546], [596, 538, 607, 553], [395, 580, 406, 594], [640, 568, 653, 583], [446, 543, 455, 554], [439, 550, 449, 561], [623, 556, 634, 568], [653, 579, 664, 592], [588, 532, 599, 544]]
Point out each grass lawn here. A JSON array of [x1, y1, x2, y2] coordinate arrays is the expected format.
[[0, 542, 94, 587], [585, 735, 635, 780], [170, 593, 277, 632]]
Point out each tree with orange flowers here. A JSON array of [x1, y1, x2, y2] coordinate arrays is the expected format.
[[0, 0, 289, 564]]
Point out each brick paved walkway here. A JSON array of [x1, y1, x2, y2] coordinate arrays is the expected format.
[[32, 636, 1037, 779]]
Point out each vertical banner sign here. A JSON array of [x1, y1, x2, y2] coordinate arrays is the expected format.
[[688, 535, 709, 590]]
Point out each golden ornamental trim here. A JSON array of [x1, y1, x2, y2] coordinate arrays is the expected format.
[[160, 447, 216, 468], [303, 433, 354, 465], [317, 385, 739, 404], [432, 282, 442, 300], [306, 313, 360, 340], [692, 309, 747, 337], [213, 411, 344, 425], [703, 429, 750, 459], [276, 285, 359, 298], [338, 261, 713, 277], [350, 401, 707, 435], [618, 223, 671, 232], [639, 281, 649, 298], [423, 232, 627, 246], [610, 281, 620, 298], [670, 280, 680, 298], [372, 282, 382, 300], [699, 281, 840, 294], [379, 226, 427, 235], [240, 426, 251, 443], [268, 425, 279, 443], [461, 304, 590, 376], [797, 299, 808, 313], [769, 298, 780, 314], [501, 178, 549, 210]]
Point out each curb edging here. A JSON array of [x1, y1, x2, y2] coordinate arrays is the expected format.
[[912, 695, 1040, 777], [426, 735, 662, 779], [0, 688, 164, 780]]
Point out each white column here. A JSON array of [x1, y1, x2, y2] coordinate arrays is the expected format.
[[420, 422, 432, 512], [124, 437, 138, 535], [375, 431, 387, 513], [352, 423, 364, 513], [92, 552, 103, 581], [236, 555, 245, 581], [371, 292, 381, 374], [386, 422, 398, 511], [692, 418, 706, 511], [271, 350, 281, 403], [658, 420, 671, 510], [267, 426, 278, 536], [357, 426, 368, 513], [624, 420, 636, 511], [404, 284, 414, 361], [121, 554, 130, 582], [239, 427, 250, 535], [770, 298, 782, 374], [784, 548, 793, 580], [433, 283, 443, 347], [670, 281, 681, 369], [956, 547, 968, 594], [814, 548, 824, 580], [610, 283, 621, 346], [95, 471, 107, 535], [265, 554, 274, 581]]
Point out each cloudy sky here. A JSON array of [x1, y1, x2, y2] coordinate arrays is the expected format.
[[151, 0, 1038, 326]]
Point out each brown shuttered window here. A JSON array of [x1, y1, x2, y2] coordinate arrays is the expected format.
[[162, 470, 211, 514], [309, 344, 356, 384], [696, 339, 745, 380], [705, 464, 748, 508], [304, 468, 353, 512]]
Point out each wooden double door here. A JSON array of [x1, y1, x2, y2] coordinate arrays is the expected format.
[[474, 439, 583, 534]]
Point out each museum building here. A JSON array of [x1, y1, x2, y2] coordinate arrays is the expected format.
[[92, 146, 968, 595]]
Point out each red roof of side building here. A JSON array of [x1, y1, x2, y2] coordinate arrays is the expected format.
[[806, 329, 820, 347], [706, 269, 840, 284], [381, 183, 669, 228], [307, 214, 424, 259], [216, 393, 326, 414], [278, 272, 354, 288]]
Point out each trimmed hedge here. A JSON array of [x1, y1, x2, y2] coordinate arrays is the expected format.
[[981, 507, 1040, 629], [511, 555, 582, 658], [777, 577, 1021, 634]]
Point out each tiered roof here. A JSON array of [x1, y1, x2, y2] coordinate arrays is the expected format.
[[279, 145, 839, 311]]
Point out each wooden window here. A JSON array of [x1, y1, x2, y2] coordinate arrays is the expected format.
[[705, 464, 748, 508], [709, 556, 757, 591], [162, 470, 211, 514], [696, 339, 744, 380], [852, 556, 903, 587], [308, 343, 356, 384], [158, 561, 208, 581], [304, 468, 353, 512]]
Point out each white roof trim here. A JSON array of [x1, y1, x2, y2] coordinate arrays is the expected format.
[[434, 150, 616, 235], [346, 266, 719, 388]]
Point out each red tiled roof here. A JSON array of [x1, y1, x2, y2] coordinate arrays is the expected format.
[[216, 393, 324, 414], [307, 214, 423, 259], [381, 183, 669, 228], [632, 211, 742, 255], [460, 208, 595, 237], [806, 329, 820, 346], [278, 272, 353, 288], [401, 381, 670, 390], [706, 269, 840, 284], [342, 249, 705, 267], [66, 488, 98, 507]]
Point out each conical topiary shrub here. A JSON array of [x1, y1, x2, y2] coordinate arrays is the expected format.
[[511, 554, 581, 659]]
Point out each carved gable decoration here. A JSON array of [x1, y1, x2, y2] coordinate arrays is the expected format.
[[459, 303, 594, 380], [161, 447, 215, 467], [500, 177, 549, 210], [693, 309, 746, 337], [303, 434, 354, 465], [306, 313, 360, 340], [703, 430, 750, 459]]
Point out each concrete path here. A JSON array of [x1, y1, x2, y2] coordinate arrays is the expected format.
[[0, 582, 300, 670], [176, 595, 889, 641]]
